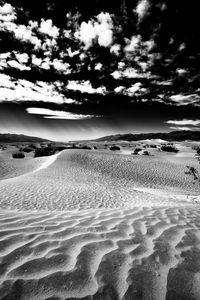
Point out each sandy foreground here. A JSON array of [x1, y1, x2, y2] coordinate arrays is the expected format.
[[0, 149, 200, 299]]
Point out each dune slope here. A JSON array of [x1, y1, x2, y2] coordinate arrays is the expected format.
[[0, 149, 200, 299], [0, 150, 199, 211]]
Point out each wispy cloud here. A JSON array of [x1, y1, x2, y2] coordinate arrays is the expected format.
[[170, 94, 200, 106], [166, 119, 200, 126], [169, 126, 192, 131], [26, 107, 95, 120]]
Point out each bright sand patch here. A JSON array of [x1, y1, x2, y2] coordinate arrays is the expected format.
[[0, 149, 200, 299]]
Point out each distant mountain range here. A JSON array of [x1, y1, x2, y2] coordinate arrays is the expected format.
[[94, 131, 200, 142], [0, 133, 50, 143]]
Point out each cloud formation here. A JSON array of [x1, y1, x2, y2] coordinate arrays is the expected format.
[[166, 119, 200, 126], [1, 0, 200, 133], [135, 0, 150, 21], [169, 126, 192, 131], [26, 107, 94, 120], [75, 12, 113, 48]]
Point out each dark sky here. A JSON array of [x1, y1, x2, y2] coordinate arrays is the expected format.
[[0, 0, 200, 140]]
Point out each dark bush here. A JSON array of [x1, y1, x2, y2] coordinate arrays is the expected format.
[[132, 147, 142, 155], [160, 145, 179, 152], [142, 150, 150, 155], [196, 147, 200, 155], [34, 147, 55, 158], [28, 144, 37, 149], [80, 145, 92, 150], [22, 147, 34, 153], [109, 145, 121, 151], [12, 151, 25, 159], [55, 146, 68, 151]]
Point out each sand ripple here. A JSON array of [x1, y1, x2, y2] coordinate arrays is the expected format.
[[1, 150, 200, 299], [1, 207, 200, 299]]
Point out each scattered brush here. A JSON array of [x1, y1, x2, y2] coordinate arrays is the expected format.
[[109, 145, 121, 151], [160, 145, 179, 153], [12, 151, 25, 159]]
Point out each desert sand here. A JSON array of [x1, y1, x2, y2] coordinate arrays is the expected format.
[[0, 148, 200, 299]]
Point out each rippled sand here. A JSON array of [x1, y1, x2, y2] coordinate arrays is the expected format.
[[0, 149, 200, 299], [1, 207, 200, 300]]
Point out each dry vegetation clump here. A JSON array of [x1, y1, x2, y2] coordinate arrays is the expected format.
[[185, 147, 200, 183], [34, 147, 55, 158], [34, 145, 68, 157], [22, 147, 34, 153], [142, 150, 150, 156], [132, 147, 142, 155], [12, 151, 25, 159], [78, 145, 93, 150], [109, 145, 121, 151], [28, 144, 37, 149], [160, 144, 179, 152]]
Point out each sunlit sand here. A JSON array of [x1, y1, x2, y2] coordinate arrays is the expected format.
[[0, 146, 200, 299]]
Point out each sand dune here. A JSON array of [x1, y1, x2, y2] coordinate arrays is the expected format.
[[0, 207, 200, 299], [0, 149, 199, 211], [0, 149, 200, 299], [0, 149, 50, 180]]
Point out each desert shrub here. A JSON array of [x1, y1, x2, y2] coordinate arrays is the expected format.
[[34, 147, 55, 157], [185, 165, 199, 182], [80, 145, 92, 150], [28, 144, 37, 149], [69, 144, 79, 149], [55, 146, 68, 151], [160, 145, 179, 152], [109, 145, 121, 151], [12, 151, 25, 159], [22, 147, 34, 153], [132, 147, 142, 155], [142, 150, 150, 156], [196, 147, 200, 155]]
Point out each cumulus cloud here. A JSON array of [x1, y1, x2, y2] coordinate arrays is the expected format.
[[124, 35, 141, 52], [166, 119, 200, 126], [111, 67, 145, 80], [26, 107, 94, 120], [39, 19, 59, 38], [67, 80, 106, 94], [0, 2, 16, 22], [9, 24, 42, 49], [7, 60, 30, 71], [127, 82, 142, 96], [135, 0, 150, 21], [110, 44, 121, 55], [0, 74, 75, 104], [75, 12, 113, 48]]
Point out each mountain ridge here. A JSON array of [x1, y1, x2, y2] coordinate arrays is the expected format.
[[0, 133, 51, 143], [93, 130, 200, 142]]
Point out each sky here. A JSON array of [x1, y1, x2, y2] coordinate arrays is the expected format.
[[0, 0, 200, 141]]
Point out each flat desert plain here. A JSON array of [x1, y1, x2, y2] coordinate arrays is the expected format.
[[0, 144, 200, 300]]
